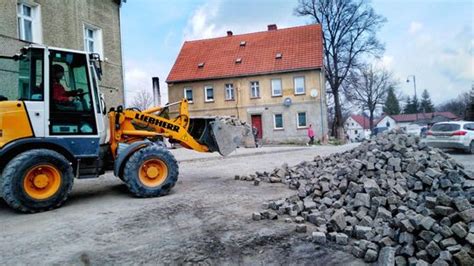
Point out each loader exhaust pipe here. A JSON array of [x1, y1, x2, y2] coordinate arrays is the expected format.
[[152, 77, 161, 107]]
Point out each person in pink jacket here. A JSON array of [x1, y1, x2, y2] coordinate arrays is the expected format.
[[307, 124, 315, 146]]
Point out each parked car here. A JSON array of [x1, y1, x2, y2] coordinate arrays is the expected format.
[[406, 123, 422, 136], [420, 127, 429, 138], [371, 127, 388, 136], [424, 121, 474, 154]]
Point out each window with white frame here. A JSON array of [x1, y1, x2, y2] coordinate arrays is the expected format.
[[297, 112, 307, 128], [184, 88, 193, 102], [225, 83, 234, 100], [274, 114, 283, 129], [204, 86, 214, 102], [250, 81, 260, 98], [17, 3, 42, 42], [294, 76, 305, 94], [83, 25, 103, 58], [271, 79, 282, 96]]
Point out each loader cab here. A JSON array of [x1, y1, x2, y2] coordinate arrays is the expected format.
[[48, 49, 98, 135], [0, 45, 107, 148], [0, 45, 105, 137]]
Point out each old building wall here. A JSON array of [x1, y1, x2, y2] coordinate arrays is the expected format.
[[168, 69, 328, 143], [0, 0, 124, 106]]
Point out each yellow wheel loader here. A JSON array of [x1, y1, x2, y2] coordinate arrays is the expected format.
[[0, 45, 240, 213]]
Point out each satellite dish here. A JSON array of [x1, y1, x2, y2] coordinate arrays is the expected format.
[[283, 97, 292, 107], [310, 89, 318, 97]]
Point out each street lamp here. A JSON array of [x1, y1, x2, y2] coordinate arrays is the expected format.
[[406, 75, 418, 121]]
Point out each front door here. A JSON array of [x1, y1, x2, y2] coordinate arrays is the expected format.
[[251, 115, 262, 139]]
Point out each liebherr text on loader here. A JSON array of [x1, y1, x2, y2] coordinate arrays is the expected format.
[[0, 45, 240, 213]]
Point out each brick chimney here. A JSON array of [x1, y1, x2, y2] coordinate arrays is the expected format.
[[267, 24, 277, 31], [227, 31, 233, 36]]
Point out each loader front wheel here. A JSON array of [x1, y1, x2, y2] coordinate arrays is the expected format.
[[122, 145, 178, 197], [1, 149, 74, 213]]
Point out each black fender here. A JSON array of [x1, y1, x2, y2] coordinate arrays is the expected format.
[[0, 138, 76, 174], [114, 141, 166, 177], [0, 137, 100, 176]]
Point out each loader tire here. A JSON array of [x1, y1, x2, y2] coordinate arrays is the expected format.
[[0, 149, 74, 213], [122, 145, 178, 197]]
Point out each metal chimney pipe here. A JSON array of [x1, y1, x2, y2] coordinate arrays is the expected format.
[[152, 77, 161, 107]]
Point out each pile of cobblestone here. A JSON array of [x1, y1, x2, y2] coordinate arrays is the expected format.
[[238, 132, 474, 265]]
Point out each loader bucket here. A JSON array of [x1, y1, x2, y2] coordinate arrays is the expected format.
[[188, 117, 242, 156]]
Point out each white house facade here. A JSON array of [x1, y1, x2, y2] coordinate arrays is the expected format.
[[376, 116, 397, 130], [345, 115, 371, 142]]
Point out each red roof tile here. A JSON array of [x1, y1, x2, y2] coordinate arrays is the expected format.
[[166, 24, 323, 83], [350, 115, 372, 130], [384, 112, 458, 123]]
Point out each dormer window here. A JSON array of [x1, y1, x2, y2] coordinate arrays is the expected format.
[[240, 41, 246, 47], [235, 58, 242, 64], [275, 53, 282, 59], [198, 62, 205, 68]]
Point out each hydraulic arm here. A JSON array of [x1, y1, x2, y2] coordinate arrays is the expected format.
[[108, 99, 238, 157]]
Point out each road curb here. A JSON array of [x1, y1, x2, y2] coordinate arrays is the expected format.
[[175, 145, 358, 163]]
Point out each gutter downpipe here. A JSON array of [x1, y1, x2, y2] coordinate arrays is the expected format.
[[118, 5, 126, 106], [319, 69, 325, 142]]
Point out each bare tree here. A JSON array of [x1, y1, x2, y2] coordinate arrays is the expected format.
[[131, 89, 154, 110], [326, 92, 353, 136], [437, 91, 471, 119], [468, 85, 474, 121], [295, 0, 386, 139], [344, 65, 395, 130]]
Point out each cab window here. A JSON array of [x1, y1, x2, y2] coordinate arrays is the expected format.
[[0, 48, 43, 101], [49, 50, 97, 135]]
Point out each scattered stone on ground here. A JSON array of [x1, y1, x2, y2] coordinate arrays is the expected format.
[[241, 131, 474, 264]]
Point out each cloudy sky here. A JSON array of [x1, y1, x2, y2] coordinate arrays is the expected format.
[[121, 0, 473, 106]]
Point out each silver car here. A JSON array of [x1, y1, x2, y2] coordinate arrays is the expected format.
[[424, 121, 474, 154]]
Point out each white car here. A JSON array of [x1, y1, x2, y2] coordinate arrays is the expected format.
[[424, 121, 474, 154], [406, 123, 422, 136]]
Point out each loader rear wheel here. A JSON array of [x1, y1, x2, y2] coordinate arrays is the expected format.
[[122, 145, 178, 197], [0, 149, 74, 213]]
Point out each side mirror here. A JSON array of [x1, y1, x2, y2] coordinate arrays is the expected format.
[[20, 47, 28, 55], [89, 53, 102, 80]]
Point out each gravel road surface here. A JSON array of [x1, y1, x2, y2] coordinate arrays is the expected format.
[[0, 144, 471, 265]]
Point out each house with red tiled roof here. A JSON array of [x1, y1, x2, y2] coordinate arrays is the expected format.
[[166, 24, 327, 144], [376, 112, 459, 133], [345, 115, 372, 142]]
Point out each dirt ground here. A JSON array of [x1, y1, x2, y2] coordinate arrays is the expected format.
[[0, 144, 471, 265]]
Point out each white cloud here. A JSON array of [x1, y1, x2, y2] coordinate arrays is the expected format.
[[376, 55, 394, 69], [123, 59, 170, 107], [392, 24, 473, 104], [408, 21, 423, 35], [182, 0, 306, 41], [435, 26, 474, 82], [183, 0, 221, 40]]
